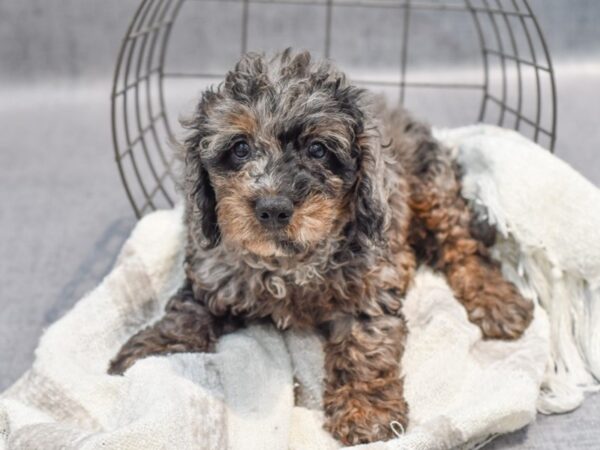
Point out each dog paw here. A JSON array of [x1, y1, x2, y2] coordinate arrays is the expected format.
[[323, 378, 408, 445], [467, 279, 534, 340]]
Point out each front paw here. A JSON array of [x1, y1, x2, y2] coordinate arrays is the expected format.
[[467, 277, 534, 340], [324, 378, 408, 445]]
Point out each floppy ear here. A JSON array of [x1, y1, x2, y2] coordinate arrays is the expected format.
[[327, 82, 388, 253], [349, 130, 388, 252], [180, 119, 221, 250], [192, 162, 220, 249]]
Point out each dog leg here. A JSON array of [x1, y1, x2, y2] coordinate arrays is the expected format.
[[323, 314, 408, 445], [108, 281, 241, 375], [409, 149, 533, 340]]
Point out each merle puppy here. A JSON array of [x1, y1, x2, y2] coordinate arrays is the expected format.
[[109, 50, 533, 445]]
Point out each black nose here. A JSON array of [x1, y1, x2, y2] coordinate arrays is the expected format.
[[255, 196, 294, 230]]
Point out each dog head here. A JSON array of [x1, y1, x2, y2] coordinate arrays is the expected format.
[[182, 50, 387, 258]]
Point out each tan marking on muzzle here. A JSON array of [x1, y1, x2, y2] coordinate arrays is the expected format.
[[287, 194, 344, 245]]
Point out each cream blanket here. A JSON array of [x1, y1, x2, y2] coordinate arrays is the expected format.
[[1, 125, 599, 449]]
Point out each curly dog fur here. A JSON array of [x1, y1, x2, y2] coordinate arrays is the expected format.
[[109, 50, 533, 445]]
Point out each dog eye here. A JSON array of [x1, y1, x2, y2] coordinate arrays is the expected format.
[[307, 142, 326, 159], [232, 141, 251, 160]]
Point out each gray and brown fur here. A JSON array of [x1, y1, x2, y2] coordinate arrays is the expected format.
[[109, 50, 533, 445]]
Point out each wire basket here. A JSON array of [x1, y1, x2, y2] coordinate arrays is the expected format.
[[111, 0, 557, 218]]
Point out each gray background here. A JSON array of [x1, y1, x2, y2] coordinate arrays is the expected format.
[[1, 0, 599, 448]]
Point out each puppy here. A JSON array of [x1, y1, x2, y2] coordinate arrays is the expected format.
[[109, 50, 533, 445]]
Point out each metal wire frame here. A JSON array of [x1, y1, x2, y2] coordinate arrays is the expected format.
[[111, 0, 557, 218]]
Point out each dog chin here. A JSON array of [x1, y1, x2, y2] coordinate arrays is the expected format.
[[239, 236, 304, 258]]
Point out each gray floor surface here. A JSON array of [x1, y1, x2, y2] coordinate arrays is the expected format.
[[1, 0, 599, 448]]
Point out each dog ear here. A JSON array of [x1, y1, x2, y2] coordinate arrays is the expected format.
[[193, 162, 220, 249], [349, 131, 388, 251], [180, 104, 222, 249], [331, 83, 388, 253]]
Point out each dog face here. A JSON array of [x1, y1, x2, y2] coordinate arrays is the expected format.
[[182, 50, 386, 257]]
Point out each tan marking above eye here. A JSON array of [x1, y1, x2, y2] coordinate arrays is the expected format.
[[226, 108, 258, 136]]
